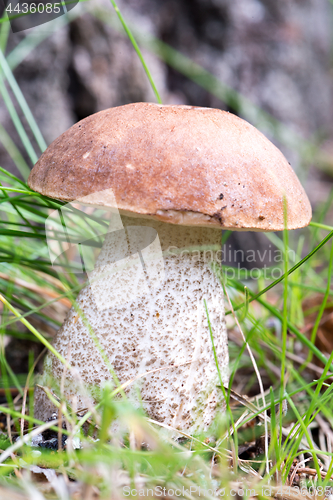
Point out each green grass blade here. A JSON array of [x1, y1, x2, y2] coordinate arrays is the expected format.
[[0, 49, 47, 153], [302, 239, 333, 369], [228, 277, 333, 370], [0, 124, 31, 179], [0, 165, 29, 187], [0, 77, 38, 167], [0, 15, 10, 53], [108, 0, 162, 104], [279, 198, 289, 448], [0, 293, 70, 368], [284, 392, 321, 480], [6, 9, 82, 71], [226, 229, 333, 316]]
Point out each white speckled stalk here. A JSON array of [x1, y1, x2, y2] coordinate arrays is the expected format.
[[35, 216, 229, 432]]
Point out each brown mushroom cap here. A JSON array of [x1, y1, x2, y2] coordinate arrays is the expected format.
[[28, 102, 311, 231]]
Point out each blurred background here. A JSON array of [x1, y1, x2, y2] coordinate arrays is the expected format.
[[1, 0, 332, 187], [0, 0, 332, 416], [1, 0, 332, 270]]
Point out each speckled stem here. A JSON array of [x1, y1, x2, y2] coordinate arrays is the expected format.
[[35, 216, 229, 432]]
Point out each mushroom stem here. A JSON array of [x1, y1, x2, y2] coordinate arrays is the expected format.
[[35, 216, 228, 431]]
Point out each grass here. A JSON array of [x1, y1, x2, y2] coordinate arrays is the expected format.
[[0, 1, 333, 498]]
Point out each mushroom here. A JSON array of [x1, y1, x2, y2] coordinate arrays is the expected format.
[[28, 103, 311, 431]]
